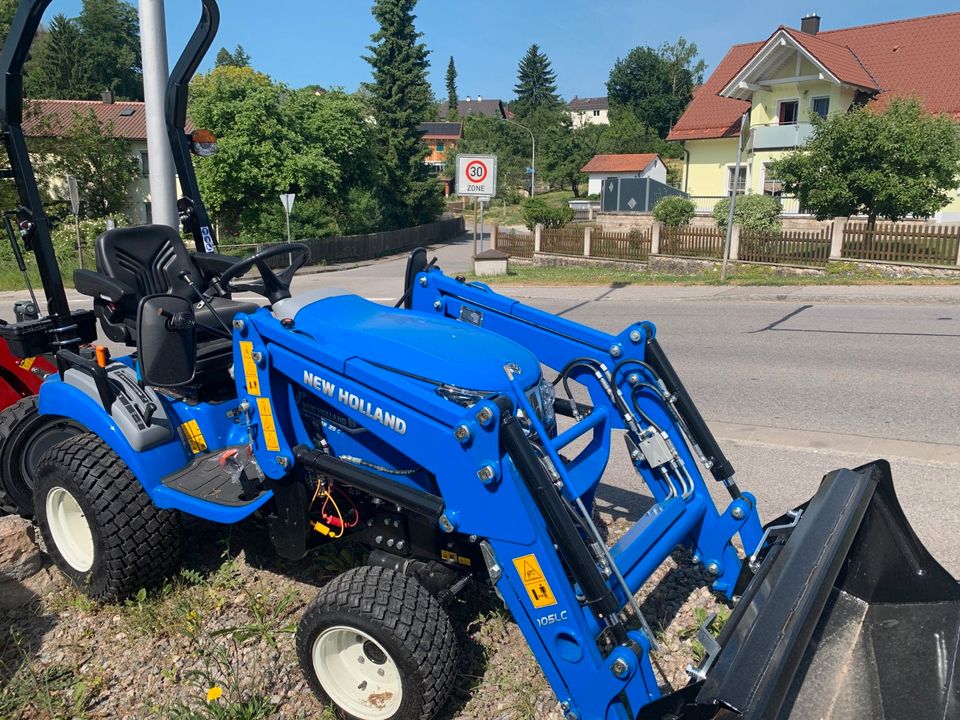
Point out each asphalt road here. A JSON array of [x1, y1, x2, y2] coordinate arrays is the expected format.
[[4, 231, 959, 571], [285, 236, 960, 572]]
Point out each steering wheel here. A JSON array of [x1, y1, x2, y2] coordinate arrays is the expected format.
[[217, 243, 311, 305]]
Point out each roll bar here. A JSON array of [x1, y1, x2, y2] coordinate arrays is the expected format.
[[166, 0, 220, 252], [0, 0, 72, 325]]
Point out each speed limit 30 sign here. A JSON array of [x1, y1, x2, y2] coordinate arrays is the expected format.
[[456, 154, 497, 197]]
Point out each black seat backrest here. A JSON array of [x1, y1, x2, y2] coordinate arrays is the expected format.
[[95, 225, 204, 310]]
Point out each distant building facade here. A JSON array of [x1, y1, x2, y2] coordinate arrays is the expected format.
[[580, 153, 666, 197], [568, 96, 609, 128]]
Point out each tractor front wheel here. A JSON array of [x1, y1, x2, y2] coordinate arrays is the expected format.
[[296, 565, 458, 720], [33, 433, 181, 601], [0, 395, 83, 517]]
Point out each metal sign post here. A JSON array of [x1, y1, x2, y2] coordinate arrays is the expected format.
[[478, 196, 489, 253], [67, 175, 82, 269], [721, 113, 750, 282]]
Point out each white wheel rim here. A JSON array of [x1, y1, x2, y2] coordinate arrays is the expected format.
[[45, 486, 95, 572], [312, 625, 403, 719]]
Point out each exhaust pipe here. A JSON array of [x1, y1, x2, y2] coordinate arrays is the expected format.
[[640, 460, 960, 720]]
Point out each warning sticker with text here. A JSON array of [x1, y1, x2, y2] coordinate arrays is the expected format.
[[512, 553, 557, 608], [240, 341, 260, 396], [257, 397, 281, 452]]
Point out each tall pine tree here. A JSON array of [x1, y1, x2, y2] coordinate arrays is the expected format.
[[364, 0, 440, 229], [24, 14, 91, 100], [445, 56, 458, 119], [512, 44, 562, 118]]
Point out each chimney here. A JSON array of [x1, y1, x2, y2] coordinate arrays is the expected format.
[[465, 96, 471, 102], [477, 95, 483, 102], [801, 13, 821, 35], [101, 89, 115, 104]]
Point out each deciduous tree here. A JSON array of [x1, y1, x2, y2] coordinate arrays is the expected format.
[[607, 38, 703, 138], [76, 0, 142, 100], [364, 0, 441, 229], [771, 98, 960, 227], [189, 66, 379, 239], [31, 108, 139, 219]]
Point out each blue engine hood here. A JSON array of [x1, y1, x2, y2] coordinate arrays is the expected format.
[[292, 295, 539, 392]]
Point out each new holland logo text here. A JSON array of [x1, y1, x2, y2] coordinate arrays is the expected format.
[[303, 371, 407, 435]]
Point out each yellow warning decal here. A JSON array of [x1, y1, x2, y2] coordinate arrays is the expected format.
[[513, 553, 557, 609], [17, 357, 36, 371], [441, 549, 457, 563], [257, 397, 280, 452], [240, 341, 260, 396], [180, 420, 208, 454]]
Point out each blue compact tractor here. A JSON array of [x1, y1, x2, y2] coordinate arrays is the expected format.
[[2, 2, 958, 719]]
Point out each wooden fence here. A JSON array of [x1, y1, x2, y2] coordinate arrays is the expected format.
[[841, 222, 960, 266], [739, 228, 832, 267], [591, 229, 651, 262], [541, 227, 585, 256], [497, 230, 534, 259], [661, 226, 725, 258], [218, 217, 465, 267]]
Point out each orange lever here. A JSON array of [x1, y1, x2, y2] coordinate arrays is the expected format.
[[95, 346, 110, 368]]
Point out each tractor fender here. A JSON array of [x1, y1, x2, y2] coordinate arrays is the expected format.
[[38, 375, 189, 503]]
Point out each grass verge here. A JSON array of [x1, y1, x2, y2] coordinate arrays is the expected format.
[[468, 262, 960, 286]]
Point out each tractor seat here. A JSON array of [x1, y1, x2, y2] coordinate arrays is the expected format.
[[74, 224, 259, 346]]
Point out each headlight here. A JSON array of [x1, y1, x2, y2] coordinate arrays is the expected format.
[[522, 376, 557, 436], [436, 384, 492, 407]]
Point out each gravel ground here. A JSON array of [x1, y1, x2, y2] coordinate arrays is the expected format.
[[1, 507, 727, 720]]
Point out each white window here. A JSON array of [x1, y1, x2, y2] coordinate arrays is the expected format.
[[778, 99, 799, 125], [593, 109, 601, 116], [726, 165, 747, 195], [811, 97, 830, 119]]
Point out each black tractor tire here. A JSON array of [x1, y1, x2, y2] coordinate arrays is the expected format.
[[33, 433, 181, 601], [296, 565, 458, 720], [0, 395, 83, 517]]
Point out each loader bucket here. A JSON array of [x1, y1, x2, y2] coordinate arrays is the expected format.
[[641, 460, 960, 720]]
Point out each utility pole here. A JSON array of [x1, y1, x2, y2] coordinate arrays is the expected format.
[[138, 0, 179, 229]]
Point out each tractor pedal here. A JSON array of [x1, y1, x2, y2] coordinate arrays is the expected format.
[[161, 445, 266, 506]]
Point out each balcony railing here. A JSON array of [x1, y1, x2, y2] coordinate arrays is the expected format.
[[751, 122, 814, 150], [687, 194, 806, 216]]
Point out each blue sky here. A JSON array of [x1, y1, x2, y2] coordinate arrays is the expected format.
[[48, 1, 959, 100]]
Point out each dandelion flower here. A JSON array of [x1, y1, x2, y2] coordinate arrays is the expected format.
[[206, 686, 223, 702]]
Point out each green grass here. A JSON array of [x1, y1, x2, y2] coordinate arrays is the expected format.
[[468, 262, 960, 287], [451, 189, 580, 229]]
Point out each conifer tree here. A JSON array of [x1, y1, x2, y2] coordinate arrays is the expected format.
[[512, 44, 561, 118], [445, 56, 458, 119], [364, 0, 441, 228]]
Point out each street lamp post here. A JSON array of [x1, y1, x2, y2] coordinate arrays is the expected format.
[[504, 117, 535, 198]]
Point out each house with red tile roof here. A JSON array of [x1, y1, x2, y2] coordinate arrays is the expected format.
[[579, 153, 665, 197], [668, 12, 960, 221], [22, 94, 190, 223]]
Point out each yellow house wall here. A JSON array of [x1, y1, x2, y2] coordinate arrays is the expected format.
[[683, 138, 739, 196]]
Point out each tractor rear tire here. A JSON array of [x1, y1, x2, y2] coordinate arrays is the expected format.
[[33, 433, 181, 601], [296, 565, 458, 720], [0, 396, 83, 517]]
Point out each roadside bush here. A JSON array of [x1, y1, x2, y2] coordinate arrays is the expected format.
[[521, 198, 574, 230], [652, 196, 695, 227], [713, 194, 781, 231], [50, 217, 112, 264]]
